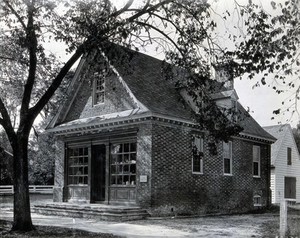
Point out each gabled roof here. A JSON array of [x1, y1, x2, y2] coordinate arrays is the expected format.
[[237, 103, 276, 142], [48, 43, 275, 143], [103, 44, 192, 121], [263, 124, 300, 164]]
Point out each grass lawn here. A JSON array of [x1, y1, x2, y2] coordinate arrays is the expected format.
[[0, 220, 123, 238]]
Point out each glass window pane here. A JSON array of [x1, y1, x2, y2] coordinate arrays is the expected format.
[[68, 176, 73, 185], [253, 162, 259, 176], [111, 165, 116, 174], [124, 175, 129, 185], [111, 144, 121, 154], [111, 175, 116, 185], [224, 158, 231, 174], [130, 143, 136, 152], [111, 154, 117, 163], [130, 154, 136, 163], [130, 176, 136, 185], [223, 142, 230, 158], [193, 156, 200, 172], [124, 143, 130, 152], [123, 165, 129, 173], [253, 146, 260, 162], [124, 154, 129, 163], [130, 164, 136, 174], [117, 155, 122, 163], [118, 165, 123, 173], [117, 176, 123, 185]]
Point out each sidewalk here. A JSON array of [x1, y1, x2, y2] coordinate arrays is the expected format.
[[0, 208, 190, 238]]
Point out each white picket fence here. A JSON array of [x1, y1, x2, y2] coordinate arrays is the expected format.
[[0, 185, 53, 194]]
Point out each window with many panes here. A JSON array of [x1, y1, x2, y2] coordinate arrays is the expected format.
[[253, 145, 260, 177], [93, 72, 105, 105], [287, 147, 292, 165], [192, 135, 204, 173], [110, 142, 136, 186], [68, 147, 89, 185], [223, 141, 232, 175]]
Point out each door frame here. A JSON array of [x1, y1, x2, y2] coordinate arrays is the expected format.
[[90, 141, 110, 203]]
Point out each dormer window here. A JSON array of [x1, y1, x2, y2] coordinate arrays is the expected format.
[[93, 72, 105, 105]]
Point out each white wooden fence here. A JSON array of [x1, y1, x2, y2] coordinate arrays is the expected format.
[[0, 185, 53, 194]]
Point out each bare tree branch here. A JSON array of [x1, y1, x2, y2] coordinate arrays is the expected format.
[[134, 20, 184, 57], [127, 0, 172, 22], [109, 0, 134, 18]]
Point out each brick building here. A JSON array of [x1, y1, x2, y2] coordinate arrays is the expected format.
[[48, 44, 275, 216]]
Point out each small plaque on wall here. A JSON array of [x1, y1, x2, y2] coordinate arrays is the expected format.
[[140, 175, 147, 183]]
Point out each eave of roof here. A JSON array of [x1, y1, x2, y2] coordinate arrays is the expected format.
[[48, 111, 275, 144], [47, 112, 200, 137]]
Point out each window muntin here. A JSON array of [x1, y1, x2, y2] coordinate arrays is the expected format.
[[223, 141, 232, 175], [287, 147, 292, 165], [253, 145, 261, 177], [110, 142, 136, 186], [93, 72, 105, 105], [192, 135, 204, 174], [67, 147, 89, 185]]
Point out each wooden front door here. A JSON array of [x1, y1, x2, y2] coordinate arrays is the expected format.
[[284, 176, 296, 199], [91, 144, 106, 202]]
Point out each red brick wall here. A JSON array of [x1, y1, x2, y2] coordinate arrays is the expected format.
[[149, 122, 270, 216]]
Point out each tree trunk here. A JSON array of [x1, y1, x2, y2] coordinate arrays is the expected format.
[[11, 134, 34, 231]]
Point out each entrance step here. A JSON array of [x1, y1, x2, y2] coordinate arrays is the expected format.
[[33, 203, 149, 221]]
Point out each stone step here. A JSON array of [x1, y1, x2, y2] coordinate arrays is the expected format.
[[33, 204, 149, 221]]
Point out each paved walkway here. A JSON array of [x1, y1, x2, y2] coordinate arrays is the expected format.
[[0, 208, 190, 238]]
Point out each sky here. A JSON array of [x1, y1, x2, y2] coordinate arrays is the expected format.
[[49, 0, 300, 129]]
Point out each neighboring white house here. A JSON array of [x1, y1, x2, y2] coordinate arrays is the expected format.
[[264, 124, 300, 204]]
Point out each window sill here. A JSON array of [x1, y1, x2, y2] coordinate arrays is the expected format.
[[223, 173, 233, 176], [253, 176, 261, 179], [92, 102, 105, 107], [110, 185, 136, 188], [68, 184, 88, 187], [192, 172, 203, 175]]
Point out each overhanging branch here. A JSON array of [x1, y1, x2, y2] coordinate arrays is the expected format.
[[134, 20, 184, 57], [110, 0, 134, 18], [127, 0, 172, 23], [29, 41, 86, 120]]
